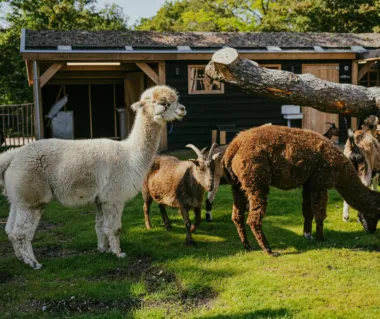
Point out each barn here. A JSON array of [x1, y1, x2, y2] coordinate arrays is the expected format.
[[21, 29, 380, 150]]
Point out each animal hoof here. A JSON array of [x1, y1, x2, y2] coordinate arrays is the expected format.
[[343, 217, 350, 222], [186, 240, 197, 247], [165, 225, 173, 232], [243, 243, 254, 251], [33, 263, 43, 270], [271, 252, 280, 257], [117, 252, 127, 258], [206, 213, 212, 222], [304, 232, 314, 240], [98, 247, 110, 253], [145, 224, 152, 230]]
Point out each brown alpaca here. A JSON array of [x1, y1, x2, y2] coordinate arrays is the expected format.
[[223, 125, 380, 254]]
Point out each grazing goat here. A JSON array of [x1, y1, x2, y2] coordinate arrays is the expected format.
[[142, 144, 220, 245], [0, 85, 186, 269], [223, 125, 380, 254], [323, 122, 339, 140], [343, 127, 380, 221]]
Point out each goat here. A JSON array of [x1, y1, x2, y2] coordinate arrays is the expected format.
[[142, 143, 220, 246], [223, 125, 380, 254], [343, 127, 380, 221], [323, 122, 339, 140]]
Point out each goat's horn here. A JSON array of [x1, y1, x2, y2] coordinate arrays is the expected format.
[[200, 146, 209, 154], [207, 143, 218, 160], [186, 144, 203, 158]]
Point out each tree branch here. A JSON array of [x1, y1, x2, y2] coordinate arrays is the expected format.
[[205, 48, 380, 117]]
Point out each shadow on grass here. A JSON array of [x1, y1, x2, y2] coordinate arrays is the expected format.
[[196, 308, 291, 319]]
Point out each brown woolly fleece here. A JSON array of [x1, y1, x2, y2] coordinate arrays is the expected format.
[[223, 125, 380, 254]]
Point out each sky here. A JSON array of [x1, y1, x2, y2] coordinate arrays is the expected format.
[[0, 0, 168, 27], [97, 0, 168, 25]]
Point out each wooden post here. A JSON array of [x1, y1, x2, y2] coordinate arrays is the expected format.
[[32, 61, 44, 139], [220, 131, 226, 145], [158, 61, 168, 151], [211, 130, 217, 144], [351, 61, 359, 129]]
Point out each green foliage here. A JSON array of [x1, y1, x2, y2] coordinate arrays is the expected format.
[[0, 0, 128, 105], [135, 0, 380, 33]]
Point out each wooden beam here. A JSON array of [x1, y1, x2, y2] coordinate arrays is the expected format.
[[358, 61, 376, 81], [158, 61, 167, 151], [136, 62, 159, 84], [60, 64, 139, 71], [22, 52, 357, 62], [25, 60, 33, 86], [351, 61, 359, 129], [40, 63, 63, 87]]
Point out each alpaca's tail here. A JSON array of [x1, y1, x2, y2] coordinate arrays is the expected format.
[[0, 148, 18, 187]]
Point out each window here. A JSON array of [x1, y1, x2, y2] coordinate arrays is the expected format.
[[188, 65, 224, 94], [260, 64, 282, 70], [359, 70, 380, 87]]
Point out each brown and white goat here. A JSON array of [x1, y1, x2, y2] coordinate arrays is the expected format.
[[142, 144, 220, 246], [343, 126, 380, 221], [224, 125, 380, 254]]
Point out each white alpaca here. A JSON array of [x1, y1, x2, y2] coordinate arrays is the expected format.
[[0, 85, 186, 269]]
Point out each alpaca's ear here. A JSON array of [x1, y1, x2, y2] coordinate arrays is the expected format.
[[130, 101, 143, 112]]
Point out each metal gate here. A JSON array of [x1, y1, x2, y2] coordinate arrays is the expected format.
[[0, 103, 35, 146]]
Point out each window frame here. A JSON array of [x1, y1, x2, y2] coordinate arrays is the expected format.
[[188, 64, 225, 95]]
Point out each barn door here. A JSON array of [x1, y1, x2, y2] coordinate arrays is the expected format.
[[301, 64, 339, 137]]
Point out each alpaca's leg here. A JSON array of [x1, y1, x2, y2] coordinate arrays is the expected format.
[[190, 207, 201, 233], [159, 204, 172, 231], [143, 197, 153, 230], [311, 190, 328, 242], [101, 202, 125, 258], [206, 177, 220, 222], [231, 184, 251, 250], [8, 206, 42, 269], [180, 207, 195, 246], [6, 205, 23, 260], [246, 187, 272, 254], [96, 203, 110, 253], [343, 201, 350, 222], [302, 187, 314, 239]]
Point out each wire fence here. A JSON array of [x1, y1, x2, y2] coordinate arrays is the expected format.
[[0, 103, 35, 147]]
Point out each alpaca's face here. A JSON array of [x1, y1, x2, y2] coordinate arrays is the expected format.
[[358, 211, 378, 233], [137, 86, 186, 124]]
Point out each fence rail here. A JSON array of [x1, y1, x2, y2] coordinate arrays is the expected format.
[[0, 103, 35, 147]]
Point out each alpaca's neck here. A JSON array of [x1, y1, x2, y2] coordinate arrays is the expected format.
[[336, 163, 380, 218], [123, 110, 163, 165]]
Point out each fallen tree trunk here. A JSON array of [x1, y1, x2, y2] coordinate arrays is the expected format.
[[205, 48, 380, 117]]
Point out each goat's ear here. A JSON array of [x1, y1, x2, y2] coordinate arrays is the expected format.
[[131, 100, 145, 112], [212, 152, 221, 161], [189, 159, 200, 166]]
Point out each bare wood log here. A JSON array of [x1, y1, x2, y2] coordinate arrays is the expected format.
[[205, 48, 380, 117]]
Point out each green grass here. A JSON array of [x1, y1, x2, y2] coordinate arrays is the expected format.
[[1, 152, 380, 318]]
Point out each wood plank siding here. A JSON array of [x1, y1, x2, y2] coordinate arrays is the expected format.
[[166, 60, 353, 150]]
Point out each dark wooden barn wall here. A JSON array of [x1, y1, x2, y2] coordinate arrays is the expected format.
[[166, 60, 353, 150]]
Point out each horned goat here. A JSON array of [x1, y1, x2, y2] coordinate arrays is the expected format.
[[223, 125, 380, 254], [323, 122, 339, 140], [142, 144, 220, 246], [343, 125, 380, 221], [0, 85, 186, 269]]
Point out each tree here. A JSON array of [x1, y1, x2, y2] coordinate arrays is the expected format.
[[205, 48, 380, 117], [135, 0, 380, 33], [0, 0, 128, 104]]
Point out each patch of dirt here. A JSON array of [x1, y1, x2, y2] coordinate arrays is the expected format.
[[26, 297, 140, 316], [37, 221, 64, 231], [34, 244, 77, 258]]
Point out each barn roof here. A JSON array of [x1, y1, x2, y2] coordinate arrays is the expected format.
[[22, 29, 380, 53]]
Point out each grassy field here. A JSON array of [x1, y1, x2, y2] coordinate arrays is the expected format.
[[1, 151, 380, 318]]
